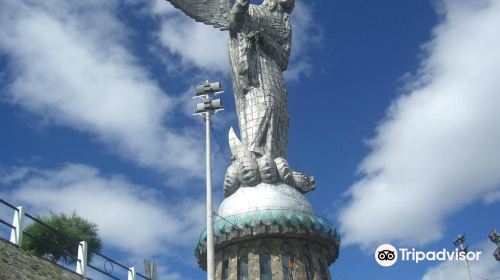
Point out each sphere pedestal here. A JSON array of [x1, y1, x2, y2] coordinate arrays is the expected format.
[[195, 184, 340, 280]]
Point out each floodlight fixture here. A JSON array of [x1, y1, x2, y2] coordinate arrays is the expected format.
[[195, 80, 223, 97], [453, 234, 465, 248], [489, 228, 498, 244], [195, 99, 224, 115], [490, 228, 500, 262], [210, 99, 223, 111]]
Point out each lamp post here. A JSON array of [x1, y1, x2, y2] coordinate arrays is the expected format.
[[488, 228, 500, 262], [453, 234, 472, 280], [194, 80, 224, 280]]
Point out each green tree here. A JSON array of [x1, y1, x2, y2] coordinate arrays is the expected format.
[[21, 211, 102, 264]]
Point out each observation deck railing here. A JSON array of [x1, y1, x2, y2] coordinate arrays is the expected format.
[[0, 197, 155, 280]]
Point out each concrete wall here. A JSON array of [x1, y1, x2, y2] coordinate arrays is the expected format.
[[0, 238, 83, 280]]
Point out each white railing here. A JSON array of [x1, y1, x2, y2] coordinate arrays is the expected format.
[[0, 198, 157, 280]]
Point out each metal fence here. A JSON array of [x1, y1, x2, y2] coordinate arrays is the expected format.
[[0, 197, 156, 280]]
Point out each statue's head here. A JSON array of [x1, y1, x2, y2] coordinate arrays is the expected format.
[[278, 0, 295, 12], [292, 172, 316, 193], [237, 157, 260, 186], [257, 155, 278, 183], [263, 0, 295, 13]]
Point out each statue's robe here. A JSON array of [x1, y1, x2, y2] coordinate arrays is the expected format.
[[229, 4, 291, 160]]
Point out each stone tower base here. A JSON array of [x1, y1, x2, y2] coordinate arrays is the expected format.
[[196, 184, 340, 280], [215, 237, 333, 280]]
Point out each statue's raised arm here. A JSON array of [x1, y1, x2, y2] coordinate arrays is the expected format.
[[164, 0, 233, 30]]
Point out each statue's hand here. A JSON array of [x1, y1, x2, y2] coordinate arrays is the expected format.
[[235, 0, 249, 8]]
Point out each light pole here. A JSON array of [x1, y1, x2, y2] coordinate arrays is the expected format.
[[488, 228, 500, 262], [194, 80, 224, 280], [453, 234, 472, 280]]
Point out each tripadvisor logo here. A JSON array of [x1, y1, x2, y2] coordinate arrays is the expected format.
[[375, 244, 398, 267], [375, 243, 482, 267]]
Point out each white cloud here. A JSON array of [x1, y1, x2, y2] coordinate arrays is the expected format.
[[124, 0, 178, 16], [284, 59, 312, 82], [158, 14, 229, 73], [0, 164, 205, 257], [150, 0, 177, 16], [0, 167, 30, 185], [0, 0, 204, 183], [284, 1, 319, 81], [421, 240, 500, 280], [338, 0, 500, 248], [483, 190, 500, 204]]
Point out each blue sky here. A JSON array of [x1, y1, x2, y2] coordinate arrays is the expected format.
[[1, 0, 499, 279]]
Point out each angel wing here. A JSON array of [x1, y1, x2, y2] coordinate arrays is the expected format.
[[165, 0, 233, 30]]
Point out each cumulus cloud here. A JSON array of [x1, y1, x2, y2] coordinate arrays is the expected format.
[[338, 0, 500, 248], [158, 16, 229, 73], [284, 1, 319, 81], [126, 0, 178, 16], [483, 190, 500, 204], [0, 0, 204, 183], [0, 164, 205, 257], [421, 240, 500, 280]]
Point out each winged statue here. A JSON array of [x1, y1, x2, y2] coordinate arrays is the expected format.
[[165, 0, 315, 196]]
